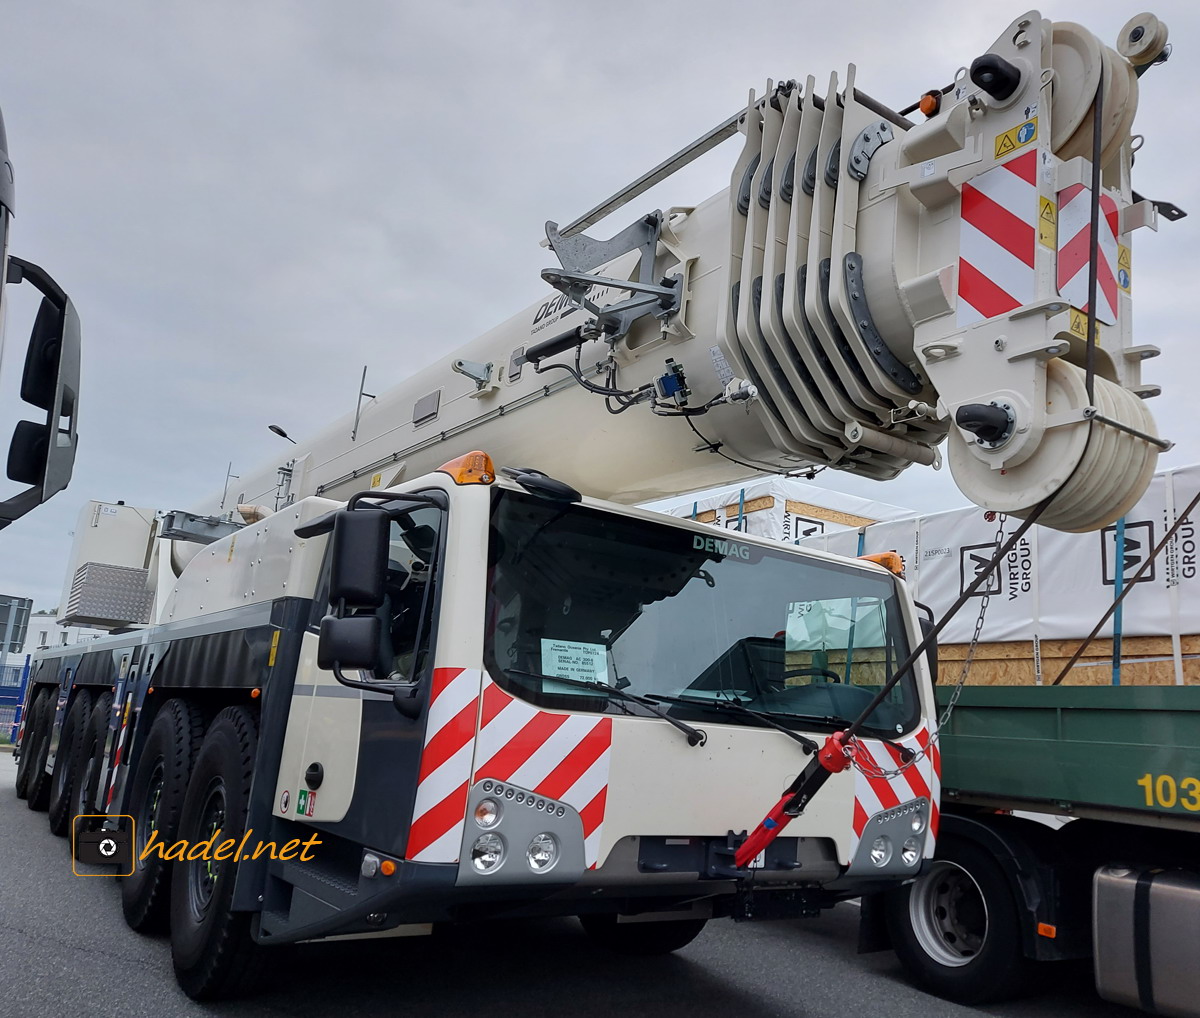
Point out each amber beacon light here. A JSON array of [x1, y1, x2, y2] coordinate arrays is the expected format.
[[437, 450, 496, 485]]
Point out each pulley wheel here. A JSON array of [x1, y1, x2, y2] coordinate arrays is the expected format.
[[947, 360, 1158, 533]]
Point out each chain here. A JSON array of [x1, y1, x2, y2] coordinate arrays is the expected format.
[[853, 512, 1007, 781]]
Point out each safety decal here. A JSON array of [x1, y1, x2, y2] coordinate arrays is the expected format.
[[296, 789, 316, 818], [1068, 308, 1101, 345], [1056, 182, 1120, 325], [1117, 244, 1131, 292], [279, 789, 290, 813], [957, 149, 1037, 326], [993, 116, 1037, 159], [1038, 196, 1057, 249]]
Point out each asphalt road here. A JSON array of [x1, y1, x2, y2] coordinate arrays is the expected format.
[[0, 751, 1139, 1018]]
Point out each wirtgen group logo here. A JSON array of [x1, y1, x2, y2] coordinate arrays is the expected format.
[[1101, 520, 1155, 586], [959, 543, 1003, 597], [72, 815, 135, 877]]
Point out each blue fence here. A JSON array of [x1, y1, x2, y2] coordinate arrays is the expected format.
[[1, 659, 30, 743]]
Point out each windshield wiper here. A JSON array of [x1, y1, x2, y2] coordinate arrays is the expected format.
[[646, 694, 819, 754], [506, 669, 707, 747]]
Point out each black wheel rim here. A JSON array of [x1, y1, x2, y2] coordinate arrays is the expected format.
[[187, 778, 227, 921], [134, 760, 165, 869]]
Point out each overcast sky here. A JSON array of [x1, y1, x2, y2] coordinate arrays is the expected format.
[[0, 1, 1196, 611]]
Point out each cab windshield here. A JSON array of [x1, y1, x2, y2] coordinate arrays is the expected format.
[[484, 491, 918, 738]]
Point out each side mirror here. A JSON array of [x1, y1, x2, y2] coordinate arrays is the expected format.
[[328, 508, 389, 608], [317, 615, 382, 672], [915, 602, 939, 685], [0, 256, 80, 529]]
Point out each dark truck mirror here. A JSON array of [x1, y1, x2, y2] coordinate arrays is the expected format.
[[317, 614, 381, 672], [317, 507, 390, 679], [328, 508, 389, 608], [0, 256, 80, 529], [914, 601, 939, 685]]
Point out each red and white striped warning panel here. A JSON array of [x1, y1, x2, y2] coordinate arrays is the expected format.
[[407, 667, 484, 863], [850, 726, 940, 861], [957, 150, 1038, 327], [1057, 183, 1119, 325], [472, 679, 611, 868], [104, 694, 134, 810], [407, 668, 612, 867]]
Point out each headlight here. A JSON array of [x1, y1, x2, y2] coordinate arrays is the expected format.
[[911, 810, 927, 834], [527, 833, 559, 873], [869, 835, 893, 867], [471, 833, 505, 873], [901, 837, 921, 867], [474, 798, 501, 828]]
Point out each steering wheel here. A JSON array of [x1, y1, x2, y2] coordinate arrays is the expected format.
[[781, 667, 842, 684]]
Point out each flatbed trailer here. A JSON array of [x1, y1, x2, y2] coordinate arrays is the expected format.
[[878, 684, 1200, 1015]]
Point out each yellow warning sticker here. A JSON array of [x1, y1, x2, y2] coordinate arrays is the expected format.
[[1117, 244, 1131, 292], [370, 472, 383, 488], [1038, 196, 1056, 249], [1068, 307, 1101, 345], [995, 117, 1038, 159], [268, 630, 280, 668]]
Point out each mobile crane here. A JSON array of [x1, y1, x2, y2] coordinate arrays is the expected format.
[[0, 102, 81, 528], [12, 10, 1177, 1005]]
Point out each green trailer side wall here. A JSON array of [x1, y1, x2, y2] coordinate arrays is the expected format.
[[937, 686, 1200, 822]]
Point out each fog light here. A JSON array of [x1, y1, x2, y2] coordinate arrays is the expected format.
[[471, 833, 505, 873], [901, 837, 921, 867], [870, 835, 893, 867], [527, 833, 559, 873], [474, 798, 501, 828]]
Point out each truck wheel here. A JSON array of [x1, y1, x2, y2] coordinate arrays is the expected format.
[[48, 689, 95, 835], [15, 688, 50, 799], [73, 691, 114, 829], [170, 706, 266, 1000], [885, 838, 1033, 1004], [25, 690, 58, 811], [579, 914, 708, 955], [122, 698, 204, 932]]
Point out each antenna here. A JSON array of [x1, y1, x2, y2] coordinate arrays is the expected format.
[[351, 365, 376, 443], [219, 461, 240, 512]]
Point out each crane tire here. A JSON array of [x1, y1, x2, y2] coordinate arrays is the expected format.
[[15, 687, 51, 800], [48, 688, 94, 835], [122, 697, 204, 932], [73, 691, 114, 829], [170, 705, 268, 1000], [885, 837, 1034, 1004]]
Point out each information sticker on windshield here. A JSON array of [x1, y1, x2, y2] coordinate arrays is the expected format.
[[541, 639, 608, 689]]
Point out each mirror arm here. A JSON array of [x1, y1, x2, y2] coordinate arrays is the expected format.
[[294, 492, 443, 538], [7, 255, 68, 306]]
